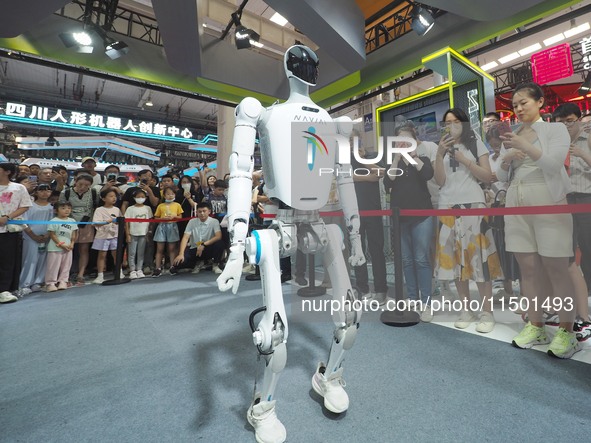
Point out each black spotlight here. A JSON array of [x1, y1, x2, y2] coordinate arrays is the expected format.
[[45, 132, 60, 147], [235, 25, 260, 49], [579, 72, 591, 96], [411, 5, 435, 36], [59, 29, 95, 53], [105, 39, 129, 60]]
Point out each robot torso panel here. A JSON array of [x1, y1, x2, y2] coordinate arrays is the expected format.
[[257, 101, 336, 211]]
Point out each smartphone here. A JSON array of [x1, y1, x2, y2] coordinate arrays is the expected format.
[[440, 126, 451, 137], [141, 179, 148, 185], [498, 121, 512, 136], [29, 175, 37, 182], [107, 173, 117, 181]]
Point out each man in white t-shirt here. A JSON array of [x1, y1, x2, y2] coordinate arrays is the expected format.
[[0, 162, 33, 303], [171, 202, 224, 274]]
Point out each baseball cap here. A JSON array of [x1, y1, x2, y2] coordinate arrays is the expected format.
[[81, 156, 96, 165]]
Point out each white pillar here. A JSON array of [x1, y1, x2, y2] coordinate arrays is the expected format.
[[216, 104, 236, 179]]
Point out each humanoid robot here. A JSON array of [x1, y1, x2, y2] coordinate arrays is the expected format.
[[217, 45, 366, 443]]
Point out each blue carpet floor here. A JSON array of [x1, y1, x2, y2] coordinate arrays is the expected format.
[[1, 272, 590, 443]]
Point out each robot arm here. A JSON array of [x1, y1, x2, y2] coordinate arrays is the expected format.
[[217, 97, 263, 293], [333, 116, 366, 267]]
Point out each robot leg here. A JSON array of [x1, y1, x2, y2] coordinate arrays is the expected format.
[[245, 229, 288, 443], [311, 223, 360, 414]]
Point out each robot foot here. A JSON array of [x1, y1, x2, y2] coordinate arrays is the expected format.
[[247, 398, 286, 443], [311, 362, 349, 413]]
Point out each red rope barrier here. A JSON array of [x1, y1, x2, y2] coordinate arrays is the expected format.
[[259, 203, 591, 218]]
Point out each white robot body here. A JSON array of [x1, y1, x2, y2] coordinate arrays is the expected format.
[[217, 45, 367, 443], [258, 101, 335, 210]]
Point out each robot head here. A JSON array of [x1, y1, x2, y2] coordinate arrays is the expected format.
[[284, 45, 319, 86]]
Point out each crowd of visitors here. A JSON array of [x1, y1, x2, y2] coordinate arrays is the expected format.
[[1, 81, 590, 359]]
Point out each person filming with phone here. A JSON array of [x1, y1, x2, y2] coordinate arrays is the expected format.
[[120, 169, 160, 214], [434, 108, 502, 333]]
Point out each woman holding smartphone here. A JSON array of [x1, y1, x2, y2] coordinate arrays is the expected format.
[[498, 82, 579, 359], [434, 108, 502, 333]]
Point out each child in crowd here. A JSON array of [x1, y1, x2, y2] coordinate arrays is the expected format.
[[152, 186, 183, 277], [45, 202, 78, 292], [91, 188, 121, 284], [124, 188, 153, 279], [19, 183, 54, 295]]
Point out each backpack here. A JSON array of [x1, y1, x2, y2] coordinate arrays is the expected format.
[[65, 187, 98, 208]]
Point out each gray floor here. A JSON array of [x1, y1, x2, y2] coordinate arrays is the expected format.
[[1, 273, 590, 443]]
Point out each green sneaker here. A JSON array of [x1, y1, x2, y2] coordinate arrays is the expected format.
[[512, 322, 549, 349], [548, 328, 581, 359]]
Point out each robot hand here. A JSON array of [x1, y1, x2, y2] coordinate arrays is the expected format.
[[348, 233, 366, 267], [217, 244, 245, 294]]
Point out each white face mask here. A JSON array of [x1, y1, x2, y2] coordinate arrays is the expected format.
[[181, 183, 191, 192], [134, 197, 146, 204], [165, 198, 175, 203], [449, 122, 463, 139]]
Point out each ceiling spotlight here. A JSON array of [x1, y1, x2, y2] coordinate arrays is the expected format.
[[579, 72, 591, 96], [411, 5, 435, 36], [235, 25, 260, 49], [145, 94, 153, 107], [105, 39, 129, 60], [45, 132, 60, 147], [59, 29, 95, 53]]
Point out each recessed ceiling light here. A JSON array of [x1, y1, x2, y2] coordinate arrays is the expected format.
[[518, 43, 542, 56], [564, 22, 590, 38], [543, 33, 565, 46], [270, 12, 288, 26], [481, 61, 499, 71], [498, 52, 521, 64]]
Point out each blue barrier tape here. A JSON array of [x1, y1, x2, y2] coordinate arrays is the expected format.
[[6, 220, 110, 225]]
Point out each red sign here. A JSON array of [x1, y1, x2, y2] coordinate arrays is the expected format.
[[531, 43, 574, 85]]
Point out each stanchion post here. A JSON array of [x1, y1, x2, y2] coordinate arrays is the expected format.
[[380, 206, 419, 326], [298, 253, 326, 297], [103, 216, 131, 286]]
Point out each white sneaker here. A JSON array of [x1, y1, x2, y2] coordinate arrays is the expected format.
[[311, 362, 349, 413], [92, 276, 104, 285], [192, 262, 205, 274], [373, 292, 387, 306], [17, 287, 32, 298], [0, 291, 18, 303], [136, 270, 145, 279], [119, 271, 125, 279], [454, 310, 474, 329], [57, 282, 68, 290], [129, 271, 138, 279], [420, 304, 434, 322], [212, 264, 223, 274], [30, 284, 42, 293], [246, 398, 286, 443], [475, 311, 495, 333]]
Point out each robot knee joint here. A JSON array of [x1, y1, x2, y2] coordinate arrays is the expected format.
[[334, 323, 357, 351]]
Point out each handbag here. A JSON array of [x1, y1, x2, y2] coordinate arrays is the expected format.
[[6, 217, 26, 233], [0, 200, 26, 233], [490, 189, 507, 232]]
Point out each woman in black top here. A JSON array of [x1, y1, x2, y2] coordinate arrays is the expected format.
[[383, 124, 435, 319], [175, 175, 203, 236]]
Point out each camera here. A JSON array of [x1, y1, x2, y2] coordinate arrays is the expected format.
[[107, 173, 117, 181], [141, 179, 148, 185]]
